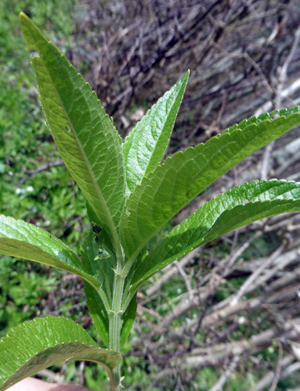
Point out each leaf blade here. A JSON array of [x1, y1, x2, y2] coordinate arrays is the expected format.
[[123, 71, 189, 196], [84, 282, 109, 347], [80, 233, 112, 347], [0, 316, 122, 391], [128, 179, 300, 293], [120, 294, 137, 349], [121, 107, 300, 260], [20, 13, 125, 247], [0, 215, 100, 290]]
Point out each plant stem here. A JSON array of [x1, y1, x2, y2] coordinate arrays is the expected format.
[[109, 310, 122, 390], [109, 253, 125, 390]]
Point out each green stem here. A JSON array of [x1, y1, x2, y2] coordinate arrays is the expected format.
[[120, 251, 139, 278], [109, 253, 125, 390], [109, 310, 122, 389]]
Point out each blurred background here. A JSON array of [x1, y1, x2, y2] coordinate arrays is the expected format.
[[1, 0, 300, 390]]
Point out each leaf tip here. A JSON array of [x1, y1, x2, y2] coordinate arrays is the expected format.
[[19, 11, 28, 23], [20, 12, 47, 52]]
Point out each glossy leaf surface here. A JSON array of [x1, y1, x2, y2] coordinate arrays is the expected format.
[[120, 294, 137, 348], [84, 282, 109, 347], [121, 107, 300, 260], [128, 180, 300, 294], [81, 233, 112, 347], [20, 13, 125, 249], [0, 317, 122, 391], [123, 71, 189, 196], [0, 215, 100, 290]]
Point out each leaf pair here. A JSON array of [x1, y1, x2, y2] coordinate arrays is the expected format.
[[121, 107, 300, 306], [126, 179, 300, 298], [121, 107, 300, 262]]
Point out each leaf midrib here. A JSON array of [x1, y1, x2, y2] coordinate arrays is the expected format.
[[38, 53, 121, 251], [134, 95, 175, 176], [124, 117, 294, 262], [0, 237, 101, 289]]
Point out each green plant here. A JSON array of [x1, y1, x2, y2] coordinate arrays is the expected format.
[[0, 0, 86, 343], [1, 12, 300, 391]]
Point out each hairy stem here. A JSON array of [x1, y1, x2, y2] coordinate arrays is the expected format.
[[109, 252, 125, 390]]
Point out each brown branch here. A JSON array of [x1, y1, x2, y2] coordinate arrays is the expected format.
[[20, 160, 64, 184], [152, 319, 300, 382], [269, 341, 283, 391], [208, 355, 241, 391], [247, 354, 294, 391], [146, 248, 200, 297], [156, 274, 224, 330]]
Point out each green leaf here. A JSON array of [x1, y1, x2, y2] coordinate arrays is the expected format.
[[84, 282, 109, 347], [120, 107, 300, 261], [81, 232, 114, 297], [127, 180, 300, 295], [120, 294, 137, 349], [0, 215, 100, 290], [0, 316, 122, 391], [80, 232, 137, 348], [86, 200, 114, 254], [81, 233, 113, 347], [85, 200, 136, 348], [123, 71, 189, 196], [20, 13, 125, 249]]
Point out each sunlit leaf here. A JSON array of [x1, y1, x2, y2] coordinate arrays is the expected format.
[[0, 317, 122, 391], [0, 215, 100, 290], [123, 71, 189, 196], [121, 107, 300, 261], [127, 179, 300, 295], [20, 13, 125, 251]]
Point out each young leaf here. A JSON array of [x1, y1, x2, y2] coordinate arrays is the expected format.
[[86, 200, 114, 254], [126, 179, 300, 296], [81, 232, 114, 297], [120, 107, 300, 261], [81, 233, 113, 347], [19, 13, 125, 250], [123, 71, 189, 196], [120, 294, 137, 349], [0, 215, 100, 290], [84, 282, 109, 348], [0, 317, 122, 391]]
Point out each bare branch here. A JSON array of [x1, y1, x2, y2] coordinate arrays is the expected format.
[[208, 355, 240, 391], [146, 248, 200, 297], [247, 355, 294, 391], [19, 160, 64, 185], [230, 242, 285, 307]]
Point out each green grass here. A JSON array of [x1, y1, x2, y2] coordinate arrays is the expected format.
[[0, 0, 87, 339]]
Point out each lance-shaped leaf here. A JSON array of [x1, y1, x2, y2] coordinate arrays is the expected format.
[[120, 293, 137, 349], [20, 13, 125, 249], [81, 233, 112, 347], [120, 107, 300, 260], [126, 180, 300, 296], [0, 317, 122, 391], [84, 282, 110, 347], [86, 200, 114, 254], [123, 71, 189, 196], [0, 215, 100, 290]]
